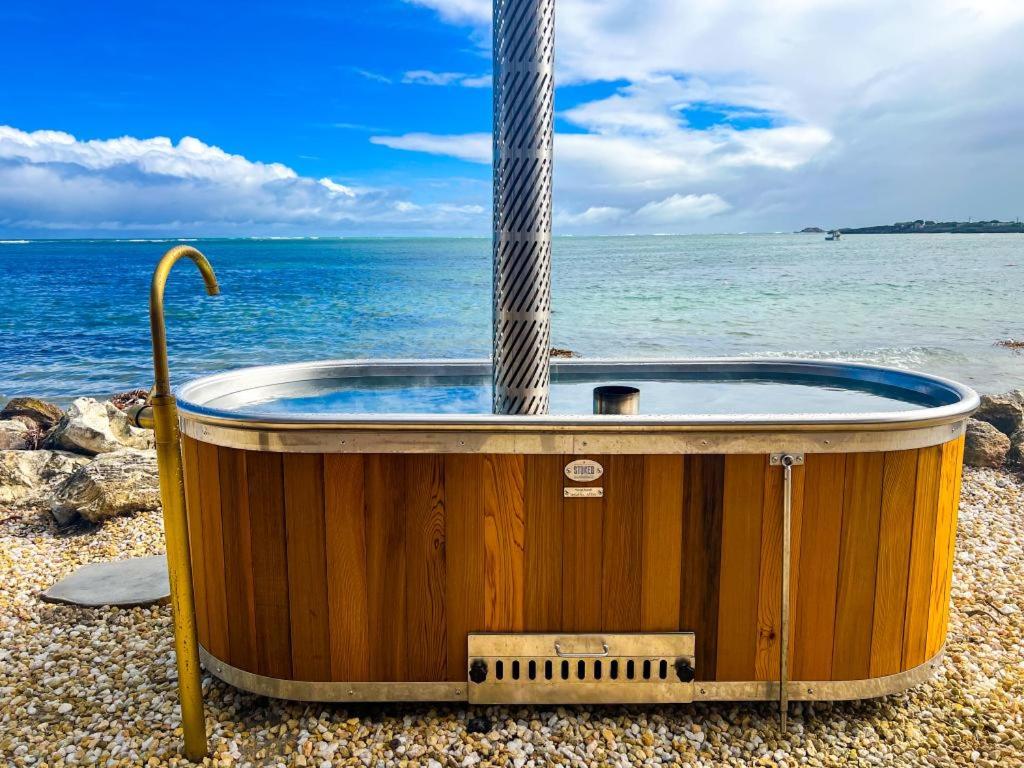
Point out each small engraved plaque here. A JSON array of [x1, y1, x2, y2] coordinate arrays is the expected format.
[[564, 487, 604, 498], [564, 459, 604, 483]]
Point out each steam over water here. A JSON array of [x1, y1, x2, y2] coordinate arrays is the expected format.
[[1, 234, 1021, 402]]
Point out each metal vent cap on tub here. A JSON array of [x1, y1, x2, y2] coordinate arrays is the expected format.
[[467, 633, 696, 704]]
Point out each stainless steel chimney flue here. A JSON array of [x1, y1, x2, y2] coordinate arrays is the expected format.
[[593, 385, 640, 415], [492, 0, 555, 415]]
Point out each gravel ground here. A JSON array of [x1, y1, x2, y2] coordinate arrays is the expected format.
[[1, 468, 1022, 767]]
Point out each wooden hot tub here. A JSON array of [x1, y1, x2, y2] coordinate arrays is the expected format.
[[175, 359, 974, 705]]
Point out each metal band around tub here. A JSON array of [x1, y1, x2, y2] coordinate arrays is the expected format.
[[179, 416, 966, 455], [198, 646, 944, 704]]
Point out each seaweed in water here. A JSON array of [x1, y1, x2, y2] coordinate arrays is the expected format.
[[995, 339, 1024, 353], [110, 389, 150, 410], [550, 347, 579, 358]]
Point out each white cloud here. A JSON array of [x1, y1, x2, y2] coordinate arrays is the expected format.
[[0, 126, 485, 235], [403, 70, 491, 88], [403, 70, 466, 86], [437, 203, 487, 214], [554, 206, 626, 227], [634, 193, 730, 224], [405, 0, 488, 25], [370, 132, 491, 164], [409, 0, 1023, 98], [552, 195, 729, 231], [6, 1, 1023, 235], [371, 77, 828, 229], [0, 126, 296, 184], [403, 0, 1024, 231], [459, 75, 491, 88], [318, 178, 356, 196], [353, 68, 393, 84]]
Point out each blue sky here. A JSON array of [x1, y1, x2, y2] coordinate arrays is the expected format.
[[1, 0, 1022, 236], [1, 2, 492, 186]]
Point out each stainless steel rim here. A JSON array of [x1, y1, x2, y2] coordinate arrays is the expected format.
[[176, 358, 978, 429], [199, 648, 467, 702], [179, 418, 965, 454], [199, 646, 943, 704]]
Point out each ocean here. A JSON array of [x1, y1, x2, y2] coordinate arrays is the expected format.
[[1, 234, 1021, 403]]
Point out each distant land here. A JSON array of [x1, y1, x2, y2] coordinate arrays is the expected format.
[[800, 219, 1023, 234]]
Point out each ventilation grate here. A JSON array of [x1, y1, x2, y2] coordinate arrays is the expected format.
[[467, 633, 696, 704]]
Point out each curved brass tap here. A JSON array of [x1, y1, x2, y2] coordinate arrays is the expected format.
[[151, 245, 220, 397], [143, 245, 219, 762]]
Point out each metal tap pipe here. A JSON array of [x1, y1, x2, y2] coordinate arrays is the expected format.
[[146, 245, 219, 761], [780, 454, 794, 732], [770, 451, 803, 732], [151, 247, 220, 397]]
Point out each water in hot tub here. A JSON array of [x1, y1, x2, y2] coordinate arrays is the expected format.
[[218, 372, 941, 417]]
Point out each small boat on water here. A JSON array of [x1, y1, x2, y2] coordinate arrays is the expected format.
[[826, 229, 842, 240]]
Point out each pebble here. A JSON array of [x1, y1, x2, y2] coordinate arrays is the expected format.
[[1, 468, 1022, 766]]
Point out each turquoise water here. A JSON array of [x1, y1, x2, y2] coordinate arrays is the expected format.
[[1, 234, 1021, 403], [215, 373, 939, 417]]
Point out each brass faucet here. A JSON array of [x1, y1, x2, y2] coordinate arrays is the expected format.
[[128, 245, 219, 761], [150, 246, 220, 399]]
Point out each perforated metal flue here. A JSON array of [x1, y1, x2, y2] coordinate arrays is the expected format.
[[491, 0, 555, 415]]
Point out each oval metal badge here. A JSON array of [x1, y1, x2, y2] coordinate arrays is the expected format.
[[564, 459, 604, 483]]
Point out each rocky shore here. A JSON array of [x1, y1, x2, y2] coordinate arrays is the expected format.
[[0, 395, 158, 526], [961, 391, 1024, 471], [1, 391, 1022, 766]]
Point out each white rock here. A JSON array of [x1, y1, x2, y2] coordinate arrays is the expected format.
[[50, 448, 160, 525], [0, 419, 33, 450], [46, 398, 154, 456], [0, 449, 90, 504]]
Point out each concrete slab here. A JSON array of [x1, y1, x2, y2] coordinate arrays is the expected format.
[[42, 555, 169, 608]]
